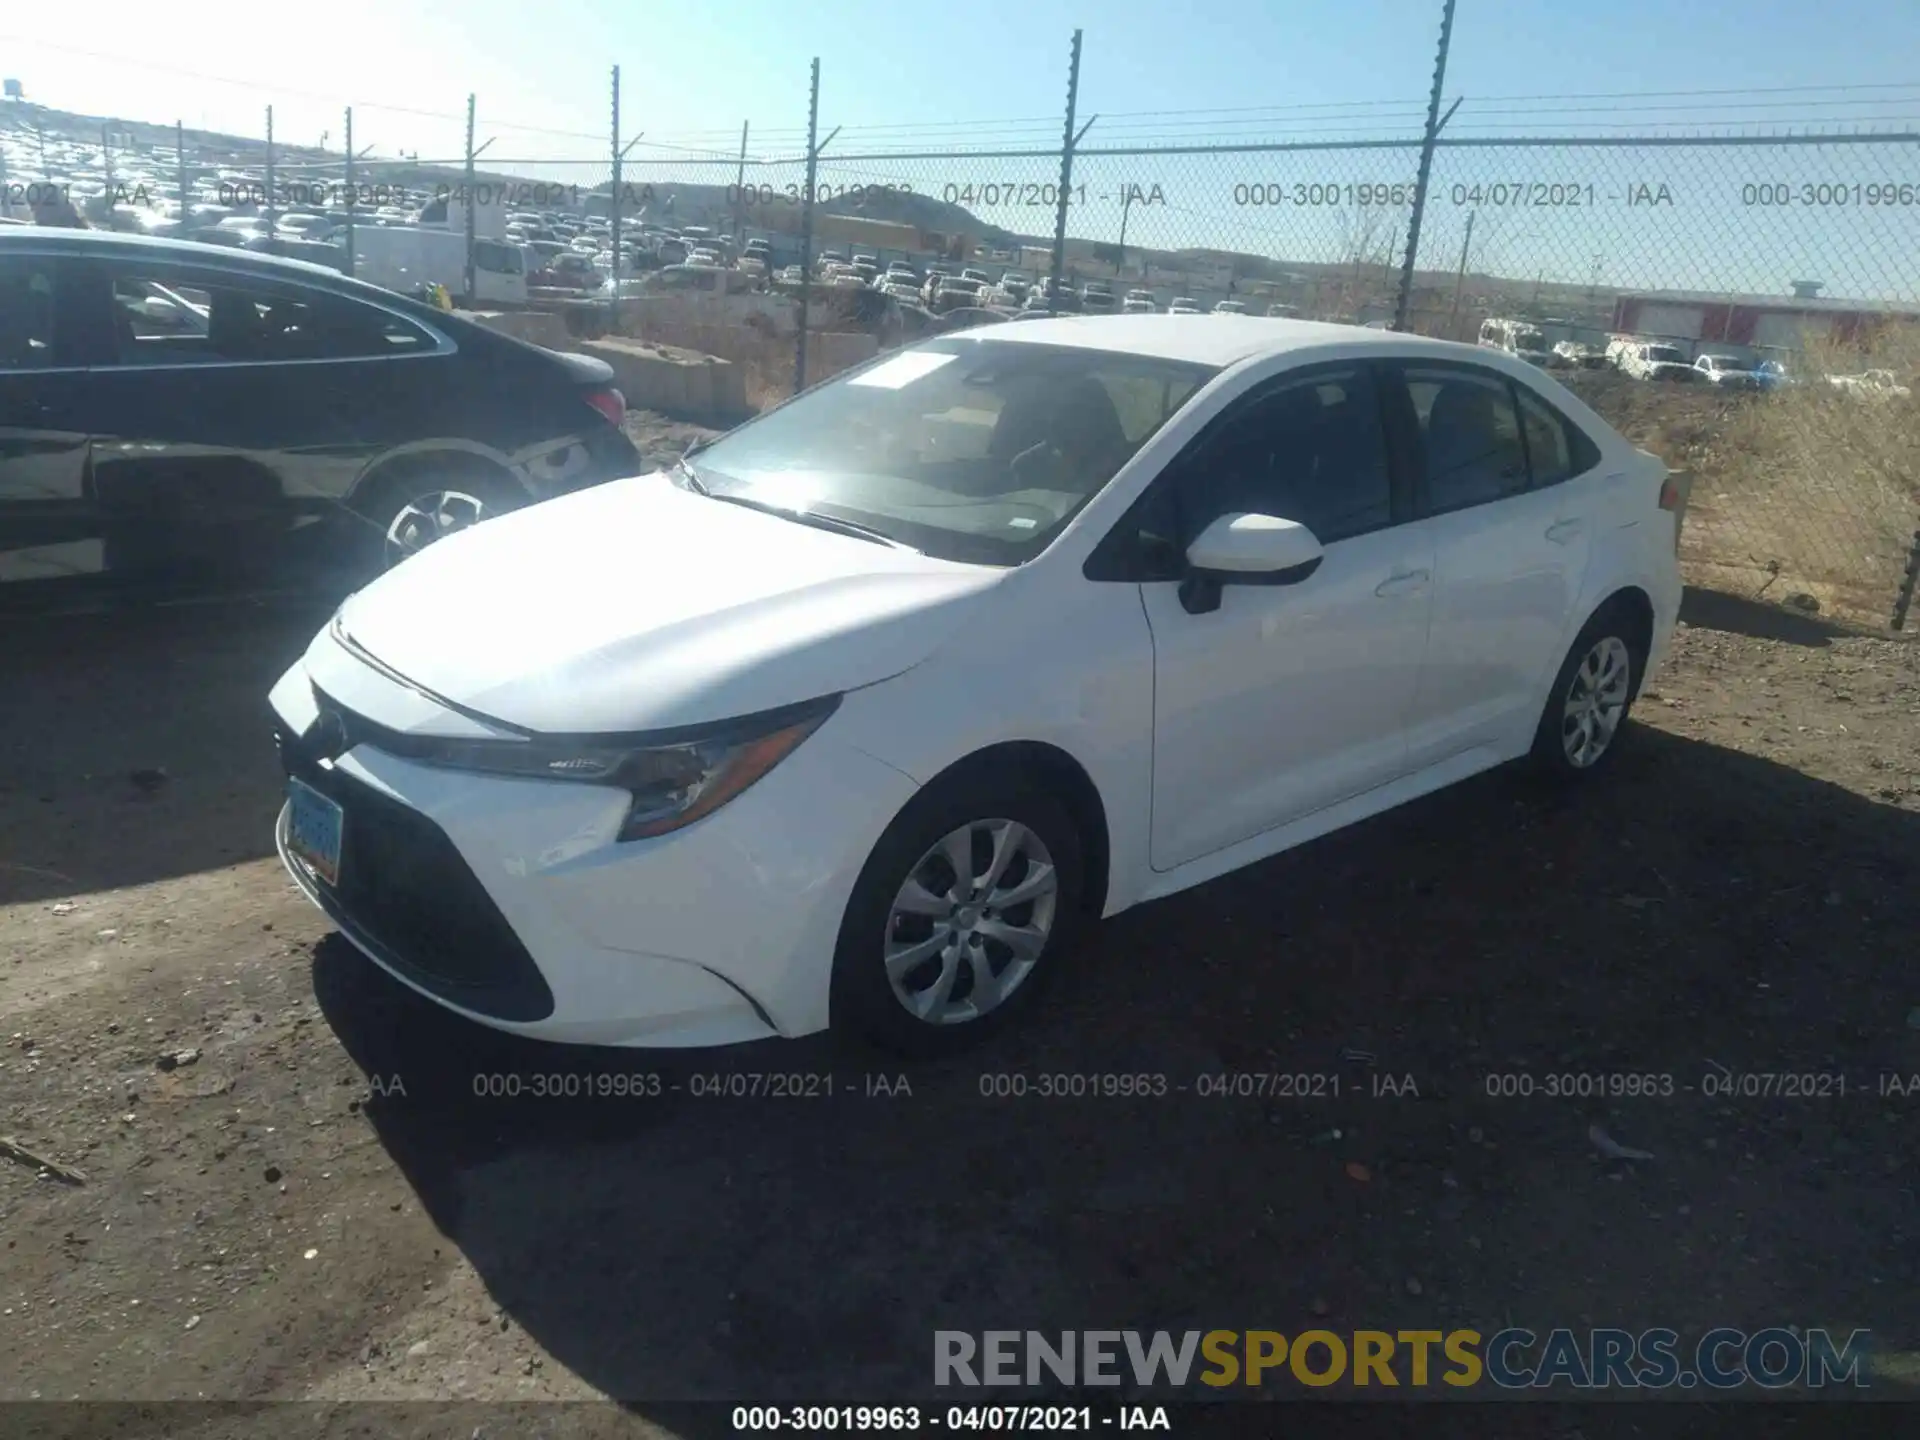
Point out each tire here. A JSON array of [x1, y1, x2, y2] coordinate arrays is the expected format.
[[349, 459, 530, 571], [1530, 603, 1647, 779], [831, 769, 1085, 1057]]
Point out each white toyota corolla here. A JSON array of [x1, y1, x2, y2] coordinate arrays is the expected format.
[[270, 316, 1686, 1055]]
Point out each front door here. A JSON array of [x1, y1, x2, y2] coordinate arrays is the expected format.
[[1141, 362, 1434, 872]]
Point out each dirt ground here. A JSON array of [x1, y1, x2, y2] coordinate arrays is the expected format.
[[2, 428, 1918, 1433]]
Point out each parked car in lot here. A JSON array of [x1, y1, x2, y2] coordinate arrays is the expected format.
[[530, 251, 603, 292], [267, 314, 1682, 1054], [1168, 297, 1203, 315], [1551, 339, 1607, 369], [1620, 342, 1699, 382], [0, 229, 639, 597], [1478, 317, 1551, 366], [1693, 353, 1762, 389], [1826, 367, 1912, 399], [1213, 298, 1248, 315], [1080, 283, 1116, 313], [1122, 297, 1157, 315]]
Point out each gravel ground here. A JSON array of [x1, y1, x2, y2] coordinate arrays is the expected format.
[[1, 464, 1917, 1430]]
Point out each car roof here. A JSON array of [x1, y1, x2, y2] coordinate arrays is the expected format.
[[948, 313, 1549, 370], [1, 224, 375, 288]]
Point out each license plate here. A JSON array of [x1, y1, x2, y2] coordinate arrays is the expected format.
[[286, 776, 344, 887]]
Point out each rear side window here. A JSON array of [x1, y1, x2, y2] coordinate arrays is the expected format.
[[473, 240, 523, 276], [1513, 385, 1602, 487], [1403, 366, 1527, 514], [107, 270, 436, 364], [0, 257, 58, 370]]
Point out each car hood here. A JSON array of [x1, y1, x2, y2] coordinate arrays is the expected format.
[[332, 473, 1006, 734]]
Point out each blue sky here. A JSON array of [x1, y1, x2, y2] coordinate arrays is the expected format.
[[4, 0, 1919, 294]]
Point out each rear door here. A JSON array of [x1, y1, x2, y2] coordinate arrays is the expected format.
[[80, 255, 456, 592], [0, 249, 98, 588], [1387, 361, 1597, 767]]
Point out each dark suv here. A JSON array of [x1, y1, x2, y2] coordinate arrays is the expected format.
[[0, 229, 639, 602]]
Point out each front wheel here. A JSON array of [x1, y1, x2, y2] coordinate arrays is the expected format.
[[1530, 609, 1645, 778], [831, 773, 1085, 1056]]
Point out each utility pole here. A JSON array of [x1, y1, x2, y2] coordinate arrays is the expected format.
[[610, 67, 623, 324], [343, 108, 355, 273], [1447, 208, 1475, 339]]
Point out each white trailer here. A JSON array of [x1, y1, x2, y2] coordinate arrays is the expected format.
[[349, 226, 528, 306]]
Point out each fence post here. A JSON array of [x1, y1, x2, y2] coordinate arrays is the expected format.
[[462, 93, 478, 305], [1893, 528, 1920, 631], [1047, 29, 1084, 315], [342, 108, 355, 275], [1391, 0, 1457, 332], [793, 58, 821, 396], [175, 122, 190, 236], [732, 120, 750, 249], [610, 66, 622, 332], [263, 106, 275, 232], [101, 125, 114, 219]]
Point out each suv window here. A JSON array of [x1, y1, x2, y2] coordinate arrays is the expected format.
[[108, 271, 435, 364], [1171, 366, 1392, 544], [473, 239, 523, 276], [1403, 366, 1527, 514], [0, 257, 58, 370]]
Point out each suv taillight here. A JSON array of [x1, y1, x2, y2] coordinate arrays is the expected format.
[[585, 388, 626, 427]]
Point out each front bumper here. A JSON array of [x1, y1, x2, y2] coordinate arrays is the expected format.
[[268, 635, 919, 1047]]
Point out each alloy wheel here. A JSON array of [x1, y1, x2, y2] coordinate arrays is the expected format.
[[1561, 635, 1632, 768], [883, 819, 1059, 1025], [384, 489, 489, 567]]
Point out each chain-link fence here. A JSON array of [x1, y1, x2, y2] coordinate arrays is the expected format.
[[5, 38, 1918, 627]]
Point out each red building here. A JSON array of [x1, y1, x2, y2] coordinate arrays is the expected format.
[[1609, 287, 1920, 353]]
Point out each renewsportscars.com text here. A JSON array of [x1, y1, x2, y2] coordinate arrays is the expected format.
[[935, 1327, 1870, 1390]]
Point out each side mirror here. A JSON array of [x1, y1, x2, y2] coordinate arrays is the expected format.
[[1179, 512, 1325, 615]]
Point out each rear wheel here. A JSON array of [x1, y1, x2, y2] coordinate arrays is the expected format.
[[1530, 606, 1645, 778], [832, 771, 1085, 1056], [350, 461, 530, 570]]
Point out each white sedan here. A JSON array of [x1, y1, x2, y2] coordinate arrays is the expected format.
[[270, 317, 1683, 1054]]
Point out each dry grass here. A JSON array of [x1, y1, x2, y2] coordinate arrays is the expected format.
[[1569, 334, 1920, 627]]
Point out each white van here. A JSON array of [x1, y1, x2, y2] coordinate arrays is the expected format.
[[349, 226, 528, 306]]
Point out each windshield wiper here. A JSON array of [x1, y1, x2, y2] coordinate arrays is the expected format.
[[673, 454, 710, 494], [703, 491, 911, 549]]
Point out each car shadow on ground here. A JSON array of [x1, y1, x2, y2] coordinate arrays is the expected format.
[[314, 725, 1919, 1409], [0, 599, 332, 906], [1678, 584, 1857, 648]]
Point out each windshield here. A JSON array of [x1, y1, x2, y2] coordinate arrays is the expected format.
[[684, 338, 1217, 565], [1646, 346, 1686, 363]]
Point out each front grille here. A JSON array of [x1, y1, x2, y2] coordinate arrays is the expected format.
[[277, 718, 556, 1023]]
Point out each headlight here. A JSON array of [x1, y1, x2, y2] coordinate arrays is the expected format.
[[410, 695, 839, 841]]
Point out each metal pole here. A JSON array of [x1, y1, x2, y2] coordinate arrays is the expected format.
[[733, 120, 749, 249], [793, 59, 820, 395], [101, 125, 114, 214], [462, 92, 478, 305], [263, 106, 275, 231], [610, 66, 622, 330], [1447, 207, 1474, 339], [1893, 528, 1920, 631], [343, 108, 355, 273], [1392, 0, 1457, 332], [176, 121, 189, 235], [1048, 30, 1083, 315], [1117, 189, 1131, 273]]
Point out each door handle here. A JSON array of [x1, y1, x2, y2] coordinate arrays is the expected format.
[[1545, 519, 1585, 544], [1374, 568, 1430, 598]]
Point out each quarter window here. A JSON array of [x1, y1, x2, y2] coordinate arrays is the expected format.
[[1513, 384, 1602, 486], [107, 270, 434, 364], [1173, 367, 1392, 544], [1404, 366, 1528, 514]]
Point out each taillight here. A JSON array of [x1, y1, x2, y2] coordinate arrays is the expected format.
[[1658, 476, 1681, 511], [585, 387, 626, 427]]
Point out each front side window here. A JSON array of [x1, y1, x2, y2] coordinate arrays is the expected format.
[[684, 338, 1217, 565], [107, 270, 434, 364], [1168, 366, 1392, 544], [0, 257, 59, 370], [1404, 366, 1528, 514]]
